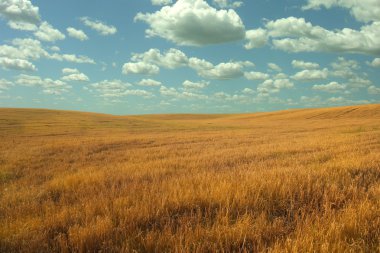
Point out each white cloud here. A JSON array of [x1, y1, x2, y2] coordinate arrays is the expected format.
[[80, 17, 117, 35], [67, 27, 88, 41], [0, 57, 36, 71], [196, 61, 254, 79], [368, 85, 380, 94], [312, 81, 346, 93], [0, 38, 46, 60], [244, 29, 268, 49], [213, 91, 250, 103], [242, 88, 255, 94], [8, 20, 37, 30], [62, 73, 89, 82], [16, 74, 71, 95], [62, 68, 79, 74], [292, 68, 328, 81], [212, 0, 243, 9], [131, 48, 189, 69], [50, 46, 60, 51], [137, 78, 162, 86], [0, 79, 12, 92], [127, 48, 253, 80], [135, 0, 246, 46], [302, 0, 380, 22], [90, 79, 132, 97], [122, 62, 160, 75], [347, 76, 372, 88], [49, 53, 95, 64], [330, 57, 359, 78], [0, 38, 95, 64], [269, 17, 380, 55], [326, 96, 345, 103], [182, 80, 209, 89], [300, 95, 322, 104], [273, 73, 288, 79], [124, 89, 153, 97], [34, 22, 65, 42], [160, 85, 208, 99], [268, 63, 282, 72], [151, 0, 173, 6], [0, 0, 40, 25], [244, 71, 269, 80], [368, 58, 380, 67], [257, 78, 294, 94], [244, 16, 380, 55], [292, 60, 319, 69], [188, 57, 214, 71], [159, 85, 180, 97]]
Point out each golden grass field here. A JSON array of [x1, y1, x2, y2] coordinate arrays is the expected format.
[[0, 104, 379, 252]]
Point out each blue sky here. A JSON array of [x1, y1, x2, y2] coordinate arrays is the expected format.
[[0, 0, 379, 114]]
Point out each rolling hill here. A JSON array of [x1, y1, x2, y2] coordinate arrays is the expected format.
[[0, 104, 379, 252]]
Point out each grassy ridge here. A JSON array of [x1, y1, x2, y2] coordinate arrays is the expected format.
[[0, 105, 379, 252]]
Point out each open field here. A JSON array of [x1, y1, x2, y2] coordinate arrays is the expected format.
[[0, 105, 379, 252]]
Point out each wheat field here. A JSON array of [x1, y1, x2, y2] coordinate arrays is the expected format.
[[0, 105, 379, 252]]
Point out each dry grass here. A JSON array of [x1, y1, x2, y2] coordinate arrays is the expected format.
[[0, 104, 379, 253]]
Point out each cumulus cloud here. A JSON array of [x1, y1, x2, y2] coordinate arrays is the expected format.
[[80, 17, 117, 35], [62, 68, 79, 74], [367, 58, 380, 67], [213, 91, 252, 103], [67, 27, 88, 41], [61, 68, 89, 82], [34, 22, 65, 42], [244, 16, 380, 55], [257, 78, 294, 94], [182, 80, 209, 89], [292, 60, 319, 69], [268, 63, 282, 72], [0, 0, 40, 25], [292, 68, 329, 81], [302, 0, 380, 22], [90, 79, 132, 97], [244, 71, 269, 80], [269, 17, 380, 55], [273, 73, 288, 79], [16, 74, 71, 94], [137, 78, 162, 86], [0, 57, 36, 71], [131, 48, 189, 69], [122, 62, 160, 75], [0, 79, 12, 92], [135, 0, 246, 46], [126, 48, 254, 80], [244, 29, 268, 49], [242, 88, 255, 94], [330, 57, 359, 78], [8, 20, 37, 30], [49, 53, 95, 64], [212, 0, 243, 9], [0, 38, 95, 64], [347, 76, 372, 88], [151, 0, 173, 6], [0, 38, 46, 60], [188, 57, 214, 71], [368, 85, 380, 94], [160, 85, 208, 99], [50, 46, 60, 52], [312, 81, 346, 93], [196, 61, 254, 79]]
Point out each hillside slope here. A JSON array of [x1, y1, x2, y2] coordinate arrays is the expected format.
[[0, 104, 379, 252]]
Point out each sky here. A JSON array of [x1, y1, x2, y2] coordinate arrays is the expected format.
[[0, 0, 379, 114]]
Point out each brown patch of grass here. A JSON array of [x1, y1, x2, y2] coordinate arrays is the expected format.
[[0, 104, 379, 252]]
